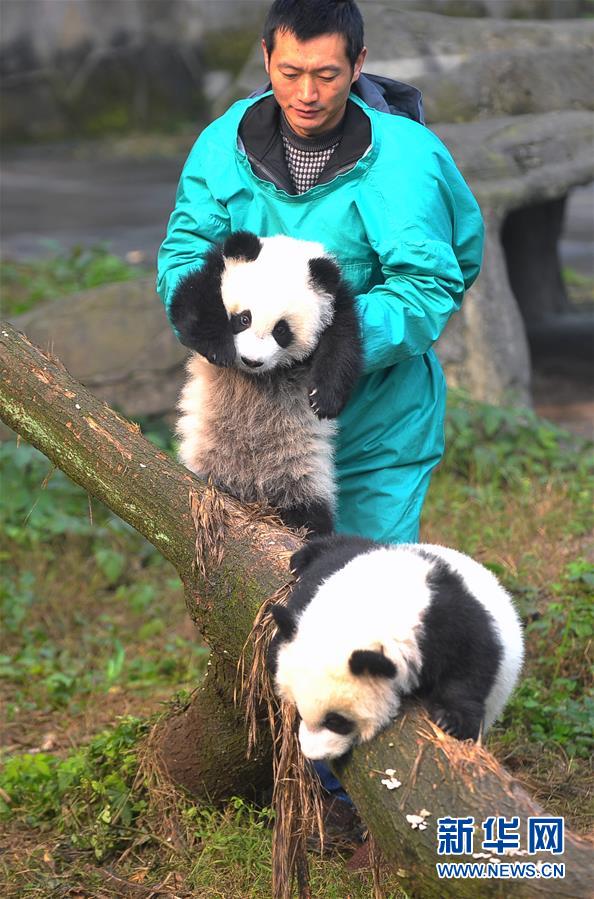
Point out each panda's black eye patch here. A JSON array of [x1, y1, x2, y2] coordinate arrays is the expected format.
[[272, 318, 293, 348], [322, 712, 355, 735], [231, 310, 252, 333]]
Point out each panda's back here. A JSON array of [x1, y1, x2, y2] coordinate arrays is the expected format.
[[415, 544, 524, 729]]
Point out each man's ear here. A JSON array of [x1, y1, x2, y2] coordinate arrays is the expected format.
[[352, 46, 367, 83], [261, 38, 270, 75]]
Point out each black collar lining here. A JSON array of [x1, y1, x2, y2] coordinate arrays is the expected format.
[[238, 95, 371, 193]]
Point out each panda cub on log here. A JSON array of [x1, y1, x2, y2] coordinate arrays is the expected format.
[[171, 231, 362, 537], [269, 535, 524, 760]]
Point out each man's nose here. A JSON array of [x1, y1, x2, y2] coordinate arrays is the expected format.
[[298, 76, 318, 104]]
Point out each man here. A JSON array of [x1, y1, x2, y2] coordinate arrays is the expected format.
[[157, 0, 483, 841], [158, 0, 483, 548]]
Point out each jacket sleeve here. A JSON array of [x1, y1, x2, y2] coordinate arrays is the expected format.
[[356, 136, 484, 374], [156, 135, 231, 320]]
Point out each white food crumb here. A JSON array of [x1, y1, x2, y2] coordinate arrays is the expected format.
[[381, 776, 402, 790], [406, 809, 431, 829]]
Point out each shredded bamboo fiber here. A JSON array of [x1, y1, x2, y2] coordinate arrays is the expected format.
[[189, 480, 229, 579], [368, 831, 385, 899], [238, 586, 324, 899]]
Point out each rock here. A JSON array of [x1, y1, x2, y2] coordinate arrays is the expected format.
[[403, 0, 589, 17], [433, 110, 594, 403], [10, 278, 187, 420]]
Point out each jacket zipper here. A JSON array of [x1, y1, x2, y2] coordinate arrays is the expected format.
[[245, 151, 294, 193]]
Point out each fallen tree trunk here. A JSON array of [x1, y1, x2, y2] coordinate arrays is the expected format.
[[1, 322, 592, 896]]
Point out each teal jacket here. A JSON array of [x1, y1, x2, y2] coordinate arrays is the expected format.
[[157, 91, 484, 543]]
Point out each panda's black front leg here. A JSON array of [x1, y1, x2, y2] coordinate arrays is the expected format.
[[308, 282, 362, 420], [278, 501, 334, 539], [290, 534, 378, 577], [426, 684, 485, 741], [169, 252, 236, 367]]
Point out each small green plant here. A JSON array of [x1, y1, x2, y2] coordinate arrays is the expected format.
[[0, 438, 208, 715], [506, 558, 594, 758], [186, 797, 275, 893], [0, 717, 148, 858], [562, 265, 594, 307], [444, 390, 593, 487], [1, 244, 147, 317]]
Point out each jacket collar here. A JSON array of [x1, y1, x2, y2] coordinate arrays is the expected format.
[[238, 94, 371, 194], [351, 72, 425, 124]]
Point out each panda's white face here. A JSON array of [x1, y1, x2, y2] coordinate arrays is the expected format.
[[273, 548, 430, 759], [279, 663, 402, 760], [221, 235, 335, 375]]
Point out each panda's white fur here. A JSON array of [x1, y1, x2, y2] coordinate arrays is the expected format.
[[170, 231, 362, 536], [269, 536, 524, 760]]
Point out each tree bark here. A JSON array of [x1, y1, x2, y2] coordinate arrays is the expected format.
[[1, 322, 592, 896]]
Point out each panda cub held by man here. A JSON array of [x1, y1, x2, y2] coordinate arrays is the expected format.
[[268, 535, 524, 760], [171, 231, 362, 537]]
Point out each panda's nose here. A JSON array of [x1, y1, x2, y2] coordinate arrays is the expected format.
[[241, 357, 263, 369]]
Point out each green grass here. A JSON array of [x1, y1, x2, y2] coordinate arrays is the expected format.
[[562, 265, 594, 309], [1, 395, 593, 894], [0, 244, 147, 317], [0, 438, 208, 745]]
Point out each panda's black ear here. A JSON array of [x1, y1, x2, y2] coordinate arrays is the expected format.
[[349, 650, 396, 679], [270, 604, 296, 641], [223, 231, 262, 262], [309, 256, 341, 296]]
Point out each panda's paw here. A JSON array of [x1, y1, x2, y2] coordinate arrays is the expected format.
[[430, 707, 460, 737], [428, 704, 481, 741], [289, 541, 325, 576], [308, 383, 346, 420], [197, 336, 237, 368], [208, 345, 236, 368]]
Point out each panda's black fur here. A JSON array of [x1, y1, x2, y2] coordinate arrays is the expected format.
[[269, 535, 524, 760], [171, 231, 362, 537]]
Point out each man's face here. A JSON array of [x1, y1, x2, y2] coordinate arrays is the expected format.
[[262, 30, 366, 139]]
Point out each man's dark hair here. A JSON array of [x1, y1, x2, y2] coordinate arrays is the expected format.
[[263, 0, 364, 68]]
